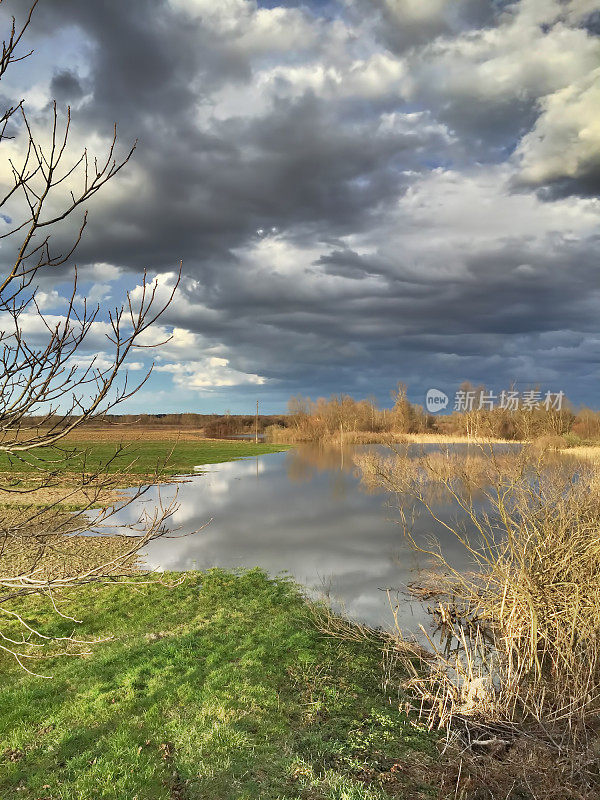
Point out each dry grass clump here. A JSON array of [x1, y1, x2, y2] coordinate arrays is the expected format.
[[356, 444, 524, 500], [529, 434, 566, 452], [403, 432, 519, 444], [322, 430, 400, 444], [0, 472, 134, 510], [2, 530, 142, 582], [562, 445, 600, 463], [266, 427, 402, 444], [265, 425, 316, 444], [266, 427, 518, 446], [433, 735, 600, 799], [356, 445, 600, 795], [0, 502, 145, 591]]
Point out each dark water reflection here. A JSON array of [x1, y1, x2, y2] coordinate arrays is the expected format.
[[109, 444, 513, 633]]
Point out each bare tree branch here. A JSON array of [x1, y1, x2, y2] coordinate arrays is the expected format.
[[0, 1, 187, 669]]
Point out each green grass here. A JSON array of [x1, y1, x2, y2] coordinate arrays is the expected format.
[[0, 570, 436, 799], [0, 440, 289, 477]]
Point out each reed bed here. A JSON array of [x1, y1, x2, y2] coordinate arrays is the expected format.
[[265, 426, 404, 444], [561, 445, 600, 462], [403, 433, 520, 444], [266, 426, 517, 446], [356, 445, 600, 795]]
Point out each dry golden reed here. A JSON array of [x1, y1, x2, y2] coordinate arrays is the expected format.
[[356, 443, 600, 792]]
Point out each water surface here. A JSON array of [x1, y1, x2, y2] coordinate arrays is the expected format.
[[109, 443, 490, 632]]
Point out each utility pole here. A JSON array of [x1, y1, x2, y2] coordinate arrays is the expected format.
[[255, 399, 259, 444]]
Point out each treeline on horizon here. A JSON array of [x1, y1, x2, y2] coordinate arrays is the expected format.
[[277, 383, 600, 443], [24, 412, 287, 438], [23, 384, 600, 443]]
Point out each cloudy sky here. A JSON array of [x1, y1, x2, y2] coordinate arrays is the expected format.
[[1, 0, 599, 412]]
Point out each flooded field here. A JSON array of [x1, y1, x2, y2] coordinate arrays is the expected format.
[[102, 443, 526, 632]]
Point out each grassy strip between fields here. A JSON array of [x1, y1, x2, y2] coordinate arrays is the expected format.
[[0, 570, 437, 800], [0, 439, 290, 478]]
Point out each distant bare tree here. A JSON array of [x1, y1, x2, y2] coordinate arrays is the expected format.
[[0, 0, 184, 672]]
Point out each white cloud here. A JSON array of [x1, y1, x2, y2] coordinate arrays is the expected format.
[[257, 52, 406, 104], [402, 1, 600, 106], [155, 356, 267, 389], [68, 353, 145, 372], [83, 263, 122, 282], [169, 0, 318, 55], [34, 289, 64, 311], [389, 165, 600, 246], [75, 282, 113, 306], [515, 68, 600, 187]]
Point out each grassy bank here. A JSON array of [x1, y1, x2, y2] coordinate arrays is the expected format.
[[0, 437, 289, 511], [0, 437, 289, 478], [0, 570, 436, 800]]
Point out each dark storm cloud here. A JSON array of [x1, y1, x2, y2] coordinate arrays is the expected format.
[[2, 0, 455, 274], [580, 10, 600, 35], [315, 249, 377, 279], [49, 68, 84, 102], [533, 168, 600, 200], [355, 0, 510, 54], [0, 0, 598, 407], [149, 227, 600, 403]]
